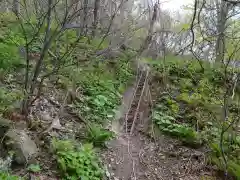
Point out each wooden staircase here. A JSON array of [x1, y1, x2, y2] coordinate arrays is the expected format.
[[124, 67, 149, 134]]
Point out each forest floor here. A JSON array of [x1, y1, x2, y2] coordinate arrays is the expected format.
[[28, 70, 223, 180], [1, 73, 226, 180], [0, 60, 232, 180], [101, 79, 220, 180]]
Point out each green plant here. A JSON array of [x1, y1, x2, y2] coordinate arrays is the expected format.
[[179, 78, 193, 90], [62, 58, 133, 124], [75, 92, 117, 123], [85, 124, 114, 147], [150, 55, 240, 178], [177, 92, 207, 107], [228, 160, 240, 179], [27, 164, 41, 173], [52, 139, 104, 180], [0, 13, 25, 72], [206, 126, 240, 179], [210, 142, 240, 179], [52, 138, 75, 152], [0, 43, 23, 70], [164, 98, 179, 115], [153, 111, 200, 145], [0, 171, 21, 180], [0, 88, 23, 113]]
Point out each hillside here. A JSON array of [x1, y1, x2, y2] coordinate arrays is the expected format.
[[0, 5, 240, 180]]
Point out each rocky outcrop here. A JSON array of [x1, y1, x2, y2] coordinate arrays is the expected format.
[[5, 129, 38, 165]]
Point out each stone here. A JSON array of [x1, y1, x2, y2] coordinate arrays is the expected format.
[[159, 153, 166, 160], [0, 156, 12, 171], [40, 111, 52, 121], [106, 170, 111, 177], [6, 129, 38, 164]]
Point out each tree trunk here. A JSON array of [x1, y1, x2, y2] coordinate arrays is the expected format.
[[13, 0, 20, 16], [71, 0, 81, 36], [215, 0, 228, 62], [92, 0, 100, 37], [81, 0, 89, 36], [138, 2, 158, 55], [4, 0, 9, 12]]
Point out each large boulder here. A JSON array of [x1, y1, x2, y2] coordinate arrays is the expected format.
[[5, 129, 38, 165]]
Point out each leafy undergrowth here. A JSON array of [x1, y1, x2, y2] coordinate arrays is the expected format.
[[0, 12, 135, 179], [0, 12, 134, 124], [52, 139, 104, 180], [0, 172, 21, 180], [0, 13, 25, 72], [153, 109, 201, 146], [84, 124, 115, 147], [55, 47, 134, 148], [148, 56, 240, 179], [66, 59, 133, 123], [0, 88, 23, 114]]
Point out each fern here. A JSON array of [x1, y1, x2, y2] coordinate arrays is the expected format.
[[52, 140, 104, 180], [85, 124, 114, 147]]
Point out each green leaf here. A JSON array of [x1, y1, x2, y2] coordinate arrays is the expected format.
[[27, 164, 41, 173], [181, 23, 190, 30], [164, 119, 172, 124], [153, 113, 161, 120], [58, 158, 67, 172], [82, 143, 93, 151], [81, 175, 89, 180]]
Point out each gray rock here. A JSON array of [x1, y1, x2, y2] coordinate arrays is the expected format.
[[0, 156, 13, 171], [6, 129, 38, 164]]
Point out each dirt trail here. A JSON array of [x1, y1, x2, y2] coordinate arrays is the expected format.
[[102, 69, 217, 180]]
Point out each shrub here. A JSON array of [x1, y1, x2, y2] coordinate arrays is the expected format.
[[84, 124, 114, 147], [0, 88, 23, 113], [150, 55, 240, 178], [210, 142, 240, 179], [52, 139, 104, 180], [0, 43, 23, 71], [153, 111, 201, 145], [0, 171, 21, 180], [63, 58, 133, 124]]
